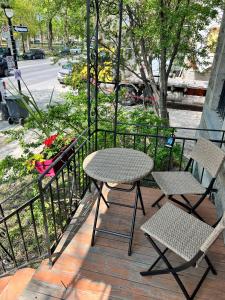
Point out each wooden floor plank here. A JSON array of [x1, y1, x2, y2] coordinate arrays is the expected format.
[[21, 187, 225, 300]]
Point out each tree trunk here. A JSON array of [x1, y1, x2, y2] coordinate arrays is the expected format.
[[127, 4, 159, 114], [159, 48, 168, 120], [159, 0, 169, 121], [40, 25, 44, 48], [140, 38, 160, 111], [21, 35, 25, 54], [64, 8, 69, 45], [47, 18, 53, 50], [26, 36, 30, 51]]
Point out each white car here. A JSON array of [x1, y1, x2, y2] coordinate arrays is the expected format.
[[57, 62, 73, 84], [70, 48, 82, 55]]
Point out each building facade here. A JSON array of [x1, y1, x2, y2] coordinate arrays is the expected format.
[[199, 10, 225, 229]]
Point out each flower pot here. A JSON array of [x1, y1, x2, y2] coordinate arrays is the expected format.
[[35, 142, 74, 177]]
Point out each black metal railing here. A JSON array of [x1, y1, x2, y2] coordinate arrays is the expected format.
[[0, 123, 224, 276], [0, 126, 94, 276], [37, 127, 95, 264], [97, 121, 225, 175]]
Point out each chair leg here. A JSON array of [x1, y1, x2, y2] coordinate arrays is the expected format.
[[137, 181, 145, 215], [181, 195, 193, 208], [140, 234, 213, 300], [141, 234, 190, 300], [128, 186, 139, 256], [204, 255, 217, 275], [91, 181, 104, 246], [146, 247, 169, 272], [152, 193, 165, 208], [190, 267, 211, 300]]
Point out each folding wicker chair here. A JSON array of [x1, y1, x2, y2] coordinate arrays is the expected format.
[[140, 202, 225, 300], [152, 137, 225, 220]]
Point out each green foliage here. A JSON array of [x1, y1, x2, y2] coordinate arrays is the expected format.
[[98, 0, 223, 118], [0, 155, 31, 184]]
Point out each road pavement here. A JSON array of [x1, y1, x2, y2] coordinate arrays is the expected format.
[[0, 58, 72, 158], [0, 58, 71, 132], [7, 58, 62, 91]]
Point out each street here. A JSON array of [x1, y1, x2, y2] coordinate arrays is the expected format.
[[0, 58, 70, 157], [6, 57, 65, 99], [0, 58, 69, 132]]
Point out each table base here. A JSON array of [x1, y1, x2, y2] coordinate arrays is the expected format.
[[91, 180, 145, 256]]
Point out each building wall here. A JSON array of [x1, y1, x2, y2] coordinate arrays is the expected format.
[[199, 10, 225, 232]]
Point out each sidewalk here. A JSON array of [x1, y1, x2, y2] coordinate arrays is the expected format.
[[0, 88, 71, 160]]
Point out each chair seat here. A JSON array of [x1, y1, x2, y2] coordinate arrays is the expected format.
[[141, 202, 213, 261], [152, 171, 206, 196]]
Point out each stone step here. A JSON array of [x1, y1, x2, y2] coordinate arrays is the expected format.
[[0, 268, 35, 300]]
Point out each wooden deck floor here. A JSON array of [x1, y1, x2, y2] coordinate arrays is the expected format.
[[21, 186, 225, 300]]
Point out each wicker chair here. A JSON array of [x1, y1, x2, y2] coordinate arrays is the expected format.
[[152, 137, 225, 220], [140, 202, 225, 300]]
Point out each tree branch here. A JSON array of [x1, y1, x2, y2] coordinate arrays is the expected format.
[[166, 0, 190, 78]]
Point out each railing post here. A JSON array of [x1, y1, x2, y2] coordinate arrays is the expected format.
[[0, 204, 17, 268], [86, 0, 91, 141], [94, 0, 99, 151], [38, 178, 53, 266], [113, 0, 123, 147]]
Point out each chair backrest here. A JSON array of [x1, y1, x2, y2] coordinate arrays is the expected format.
[[200, 211, 225, 254], [191, 137, 225, 178]]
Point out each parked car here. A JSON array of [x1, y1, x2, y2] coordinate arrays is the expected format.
[[58, 47, 70, 57], [0, 47, 11, 58], [70, 48, 82, 55], [57, 62, 73, 84], [34, 39, 41, 44], [23, 49, 45, 60]]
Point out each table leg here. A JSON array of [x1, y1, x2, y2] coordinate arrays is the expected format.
[[91, 181, 104, 246], [128, 181, 146, 255], [92, 180, 109, 208], [128, 183, 139, 256]]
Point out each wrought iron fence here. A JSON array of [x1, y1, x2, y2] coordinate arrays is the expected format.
[[0, 123, 224, 276], [0, 126, 94, 276], [97, 122, 225, 185]]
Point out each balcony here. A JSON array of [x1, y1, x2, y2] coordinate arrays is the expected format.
[[13, 186, 225, 299], [0, 123, 224, 299]]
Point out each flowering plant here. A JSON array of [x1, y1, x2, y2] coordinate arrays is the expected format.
[[26, 133, 75, 172], [43, 134, 58, 147]]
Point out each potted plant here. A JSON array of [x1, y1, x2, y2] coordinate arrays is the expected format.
[[26, 133, 76, 177]]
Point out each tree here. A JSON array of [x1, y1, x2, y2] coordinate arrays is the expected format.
[[98, 0, 223, 119], [34, 0, 62, 50], [60, 0, 85, 45]]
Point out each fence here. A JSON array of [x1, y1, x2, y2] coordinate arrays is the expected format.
[[0, 123, 224, 276]]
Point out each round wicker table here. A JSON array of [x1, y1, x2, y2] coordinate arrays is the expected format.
[[83, 148, 154, 255]]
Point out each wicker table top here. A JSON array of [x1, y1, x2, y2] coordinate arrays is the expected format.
[[83, 148, 154, 183]]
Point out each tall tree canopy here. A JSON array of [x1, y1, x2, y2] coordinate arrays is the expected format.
[[98, 0, 223, 118]]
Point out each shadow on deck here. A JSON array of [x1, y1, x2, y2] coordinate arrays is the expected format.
[[21, 186, 225, 300]]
